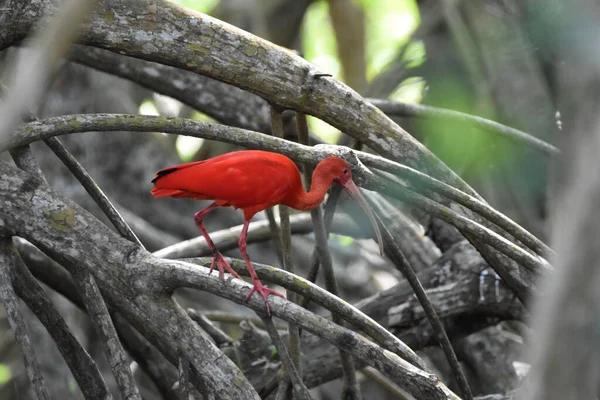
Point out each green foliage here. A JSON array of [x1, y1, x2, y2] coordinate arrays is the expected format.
[[336, 234, 354, 247], [301, 0, 424, 142], [0, 364, 11, 384], [415, 79, 511, 180], [165, 1, 427, 149], [360, 0, 421, 79], [301, 0, 422, 84], [168, 0, 218, 13], [139, 99, 159, 116], [402, 40, 426, 69], [301, 1, 340, 79], [389, 76, 425, 104], [176, 112, 215, 161]]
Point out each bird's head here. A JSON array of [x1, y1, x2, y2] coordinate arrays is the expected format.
[[318, 157, 384, 256], [317, 157, 352, 185]]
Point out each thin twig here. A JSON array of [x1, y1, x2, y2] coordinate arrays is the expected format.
[[12, 251, 113, 400], [260, 317, 313, 400], [113, 316, 180, 400], [265, 207, 284, 266], [6, 113, 549, 258], [43, 136, 143, 247], [376, 214, 474, 400], [313, 206, 363, 399], [178, 356, 190, 400], [73, 270, 142, 400], [166, 261, 458, 399], [363, 159, 551, 257], [9, 145, 48, 184], [297, 112, 362, 399], [368, 98, 559, 157], [270, 105, 303, 396], [299, 186, 343, 308], [361, 367, 410, 400], [187, 309, 234, 346], [194, 310, 288, 330], [154, 212, 367, 260], [183, 258, 427, 371], [0, 239, 50, 400]]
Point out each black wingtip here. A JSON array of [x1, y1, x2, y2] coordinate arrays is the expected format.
[[151, 167, 178, 184]]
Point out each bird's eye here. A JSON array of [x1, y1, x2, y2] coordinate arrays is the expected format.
[[342, 168, 349, 174]]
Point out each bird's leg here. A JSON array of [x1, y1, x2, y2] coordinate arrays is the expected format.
[[194, 203, 241, 280], [239, 219, 285, 315]]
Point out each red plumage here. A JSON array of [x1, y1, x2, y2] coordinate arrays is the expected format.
[[151, 150, 302, 218], [151, 150, 382, 315]]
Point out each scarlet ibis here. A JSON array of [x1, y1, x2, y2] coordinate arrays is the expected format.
[[151, 150, 382, 314]]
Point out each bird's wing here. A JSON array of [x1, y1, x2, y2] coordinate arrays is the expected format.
[[203, 161, 296, 210], [151, 151, 300, 210], [151, 160, 206, 184]]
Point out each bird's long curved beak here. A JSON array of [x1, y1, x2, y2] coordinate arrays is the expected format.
[[341, 179, 384, 256]]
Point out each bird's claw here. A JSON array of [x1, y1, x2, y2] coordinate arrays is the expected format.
[[246, 281, 285, 316], [208, 252, 242, 280]]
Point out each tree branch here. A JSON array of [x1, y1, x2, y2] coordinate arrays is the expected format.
[[368, 98, 559, 157], [0, 161, 455, 400], [0, 239, 50, 400], [0, 163, 260, 399], [11, 244, 113, 400], [44, 136, 142, 246], [6, 114, 547, 259], [70, 45, 271, 133], [7, 0, 477, 198], [5, 113, 548, 302], [269, 104, 305, 395], [296, 112, 362, 398], [71, 270, 142, 400], [376, 217, 473, 400], [260, 317, 312, 400], [0, 0, 93, 141]]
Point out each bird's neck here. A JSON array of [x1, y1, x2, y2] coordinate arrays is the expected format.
[[285, 172, 333, 211]]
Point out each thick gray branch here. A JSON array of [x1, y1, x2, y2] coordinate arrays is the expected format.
[[0, 161, 456, 400], [65, 46, 550, 258], [11, 246, 113, 400], [153, 212, 368, 259], [0, 239, 50, 400], [70, 45, 271, 132], [5, 113, 548, 301], [6, 0, 476, 198], [72, 270, 141, 400], [0, 162, 260, 399]]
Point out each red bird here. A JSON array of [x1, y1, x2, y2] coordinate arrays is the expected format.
[[151, 150, 382, 314]]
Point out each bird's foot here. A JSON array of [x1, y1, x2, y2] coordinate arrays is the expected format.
[[246, 280, 285, 316], [208, 252, 242, 280]]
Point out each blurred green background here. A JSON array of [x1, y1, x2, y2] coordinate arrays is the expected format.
[[164, 0, 424, 149]]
